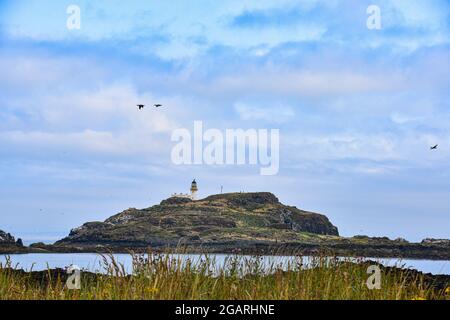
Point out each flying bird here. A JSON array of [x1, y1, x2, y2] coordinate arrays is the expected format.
[[137, 104, 145, 110], [154, 104, 162, 108], [430, 144, 438, 150]]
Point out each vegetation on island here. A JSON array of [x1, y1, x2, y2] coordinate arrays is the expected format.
[[2, 193, 450, 259], [49, 192, 450, 259]]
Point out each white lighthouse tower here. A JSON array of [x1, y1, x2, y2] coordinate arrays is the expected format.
[[190, 179, 198, 200], [170, 180, 199, 200]]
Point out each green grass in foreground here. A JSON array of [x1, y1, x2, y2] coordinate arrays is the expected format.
[[0, 254, 448, 300]]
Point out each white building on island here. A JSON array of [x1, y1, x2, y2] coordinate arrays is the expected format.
[[170, 179, 198, 200]]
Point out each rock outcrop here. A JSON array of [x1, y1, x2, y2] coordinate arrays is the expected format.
[[0, 230, 16, 244], [421, 238, 450, 246], [0, 229, 25, 253], [55, 192, 339, 249], [47, 193, 450, 259]]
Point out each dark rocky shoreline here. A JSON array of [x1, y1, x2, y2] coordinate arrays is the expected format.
[[2, 192, 449, 259], [0, 230, 28, 254], [1, 260, 449, 294], [2, 239, 450, 260]]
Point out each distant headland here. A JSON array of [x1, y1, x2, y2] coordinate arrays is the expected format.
[[2, 182, 449, 259]]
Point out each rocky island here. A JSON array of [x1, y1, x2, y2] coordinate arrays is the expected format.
[[0, 229, 26, 253], [55, 192, 338, 249], [7, 191, 442, 259], [2, 192, 449, 259]]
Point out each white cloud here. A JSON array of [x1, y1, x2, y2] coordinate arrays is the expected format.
[[0, 57, 180, 158], [0, 128, 168, 157], [285, 133, 396, 162], [204, 71, 406, 97], [0, 55, 101, 86], [37, 83, 176, 132], [234, 103, 295, 123], [390, 113, 422, 124], [2, 0, 449, 62], [283, 131, 450, 171]]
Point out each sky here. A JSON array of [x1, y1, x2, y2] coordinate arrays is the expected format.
[[0, 0, 449, 243]]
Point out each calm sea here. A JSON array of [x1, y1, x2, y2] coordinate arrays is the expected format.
[[1, 253, 449, 275]]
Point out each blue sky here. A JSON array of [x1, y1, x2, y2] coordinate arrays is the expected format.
[[0, 0, 449, 243]]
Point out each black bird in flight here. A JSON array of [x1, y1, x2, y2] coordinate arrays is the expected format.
[[137, 104, 145, 110], [430, 144, 438, 150], [154, 104, 162, 108]]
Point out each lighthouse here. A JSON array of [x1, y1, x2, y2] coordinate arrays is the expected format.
[[170, 180, 199, 200], [190, 179, 198, 200]]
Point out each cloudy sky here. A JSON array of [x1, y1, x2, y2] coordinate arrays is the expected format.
[[0, 0, 449, 243]]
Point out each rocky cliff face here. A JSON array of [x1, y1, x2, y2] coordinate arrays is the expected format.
[[0, 230, 16, 244], [0, 229, 24, 252], [421, 238, 450, 246], [55, 192, 339, 248]]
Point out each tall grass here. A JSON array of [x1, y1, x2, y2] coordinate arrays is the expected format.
[[0, 253, 447, 300]]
